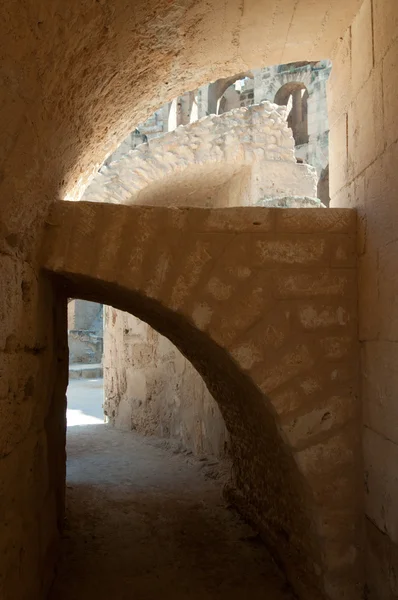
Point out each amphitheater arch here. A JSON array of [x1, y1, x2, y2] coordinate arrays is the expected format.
[[275, 82, 310, 147], [41, 200, 360, 599]]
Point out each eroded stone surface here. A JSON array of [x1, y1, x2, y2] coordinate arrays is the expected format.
[[82, 102, 317, 206], [40, 201, 360, 599]]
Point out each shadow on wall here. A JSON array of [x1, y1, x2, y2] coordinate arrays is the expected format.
[[103, 307, 230, 458], [58, 281, 316, 598]]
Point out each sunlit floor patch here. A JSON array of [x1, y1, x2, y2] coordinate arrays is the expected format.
[[67, 377, 105, 427], [67, 408, 104, 427]]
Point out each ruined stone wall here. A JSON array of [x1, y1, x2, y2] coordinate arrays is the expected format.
[[83, 102, 317, 206], [328, 1, 398, 596], [67, 300, 103, 364], [253, 62, 331, 183], [104, 310, 229, 456], [87, 103, 319, 459]]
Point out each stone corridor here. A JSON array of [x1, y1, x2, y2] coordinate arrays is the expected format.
[[50, 380, 293, 600], [42, 201, 360, 597]]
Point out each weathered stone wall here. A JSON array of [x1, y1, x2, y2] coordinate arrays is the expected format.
[[87, 102, 319, 460], [104, 310, 229, 456], [67, 300, 103, 364], [0, 262, 68, 599], [0, 1, 377, 598], [328, 1, 398, 596], [83, 102, 318, 206], [42, 201, 360, 599], [253, 62, 331, 185]]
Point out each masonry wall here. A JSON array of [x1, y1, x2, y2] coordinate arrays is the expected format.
[[96, 102, 318, 459], [0, 1, 367, 599], [43, 201, 361, 599], [328, 1, 398, 596], [104, 310, 229, 456]]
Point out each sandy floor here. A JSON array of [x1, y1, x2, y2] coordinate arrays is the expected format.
[[50, 381, 294, 599]]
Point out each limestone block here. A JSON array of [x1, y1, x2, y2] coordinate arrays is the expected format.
[[329, 113, 348, 197], [363, 341, 398, 445], [373, 0, 398, 62], [259, 196, 323, 208], [382, 37, 398, 147], [348, 70, 384, 181], [0, 256, 23, 351], [275, 207, 356, 233], [365, 517, 396, 600], [296, 302, 353, 331], [351, 0, 373, 96], [365, 141, 398, 248], [281, 391, 357, 449], [273, 269, 355, 299], [251, 161, 317, 201], [295, 426, 357, 481], [358, 254, 380, 341], [328, 28, 352, 126], [253, 235, 327, 266], [378, 241, 398, 341], [82, 102, 317, 207], [364, 426, 398, 544]]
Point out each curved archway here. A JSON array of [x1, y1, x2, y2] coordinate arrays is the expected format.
[[275, 82, 309, 147], [41, 200, 360, 598]]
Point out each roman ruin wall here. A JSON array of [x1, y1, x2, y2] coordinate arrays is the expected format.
[[83, 102, 320, 458], [328, 0, 398, 596], [82, 102, 318, 206], [2, 0, 389, 598]]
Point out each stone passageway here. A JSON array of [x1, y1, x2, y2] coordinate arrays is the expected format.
[[50, 380, 294, 599]]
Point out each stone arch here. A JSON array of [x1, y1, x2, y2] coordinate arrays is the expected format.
[[265, 68, 313, 101], [274, 82, 309, 147], [81, 102, 318, 206], [41, 200, 360, 599], [207, 72, 253, 115]]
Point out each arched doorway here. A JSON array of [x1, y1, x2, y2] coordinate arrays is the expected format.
[[42, 199, 359, 599], [275, 82, 309, 147]]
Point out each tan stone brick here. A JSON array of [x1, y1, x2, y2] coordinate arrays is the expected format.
[[348, 69, 384, 180], [373, 0, 398, 62], [295, 428, 356, 479], [282, 392, 357, 449], [203, 207, 275, 232], [257, 343, 314, 395], [207, 272, 275, 347], [253, 235, 328, 266], [330, 234, 357, 267], [351, 0, 374, 95], [365, 517, 395, 600], [296, 302, 353, 331], [364, 426, 398, 544], [328, 27, 352, 127], [275, 208, 356, 233], [329, 181, 353, 210], [329, 113, 349, 197], [363, 148, 396, 247], [274, 269, 355, 299], [378, 241, 398, 341], [319, 335, 356, 360], [363, 341, 398, 445], [382, 37, 398, 147], [268, 385, 303, 417]]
